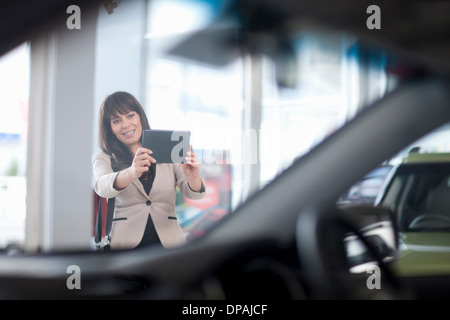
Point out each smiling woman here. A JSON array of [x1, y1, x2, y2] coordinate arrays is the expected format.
[[98, 91, 151, 170], [93, 91, 206, 250], [110, 111, 143, 150]]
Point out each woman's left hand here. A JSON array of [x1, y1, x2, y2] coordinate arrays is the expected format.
[[180, 146, 203, 192]]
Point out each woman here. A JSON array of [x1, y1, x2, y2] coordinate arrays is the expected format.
[[92, 91, 205, 249]]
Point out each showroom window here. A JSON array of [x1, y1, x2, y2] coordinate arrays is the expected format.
[[92, 0, 395, 242], [139, 0, 392, 236], [143, 0, 240, 236], [0, 0, 401, 251], [0, 43, 30, 249], [259, 30, 390, 187]]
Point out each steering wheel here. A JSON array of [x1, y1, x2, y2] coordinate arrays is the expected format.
[[408, 213, 450, 230]]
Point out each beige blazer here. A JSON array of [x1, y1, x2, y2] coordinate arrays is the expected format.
[[92, 152, 205, 250]]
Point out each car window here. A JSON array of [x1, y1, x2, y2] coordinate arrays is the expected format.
[[141, 1, 398, 240], [381, 163, 450, 232], [0, 44, 29, 250], [341, 123, 450, 211], [339, 165, 393, 205], [339, 123, 450, 277], [0, 0, 423, 253]]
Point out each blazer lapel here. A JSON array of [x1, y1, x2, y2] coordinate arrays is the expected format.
[[132, 179, 149, 198], [131, 164, 157, 199]]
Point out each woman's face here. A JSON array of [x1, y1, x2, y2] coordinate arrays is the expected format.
[[110, 111, 143, 151]]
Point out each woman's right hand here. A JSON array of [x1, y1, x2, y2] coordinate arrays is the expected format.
[[113, 148, 156, 191], [130, 147, 156, 179]]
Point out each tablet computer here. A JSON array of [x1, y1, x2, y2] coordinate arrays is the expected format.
[[141, 129, 191, 163]]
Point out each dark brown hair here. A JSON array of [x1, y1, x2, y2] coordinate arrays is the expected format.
[[98, 91, 150, 169]]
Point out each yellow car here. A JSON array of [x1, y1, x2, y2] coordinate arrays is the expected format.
[[376, 153, 450, 280]]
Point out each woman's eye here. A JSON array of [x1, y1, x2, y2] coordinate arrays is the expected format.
[[112, 119, 120, 125], [128, 113, 135, 118]]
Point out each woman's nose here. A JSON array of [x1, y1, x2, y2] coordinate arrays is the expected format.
[[122, 118, 130, 128]]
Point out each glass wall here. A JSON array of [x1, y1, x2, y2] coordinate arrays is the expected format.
[[0, 43, 30, 249], [0, 0, 395, 248], [144, 0, 241, 236], [141, 0, 391, 237]]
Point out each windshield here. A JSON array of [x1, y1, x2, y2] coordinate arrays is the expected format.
[[0, 0, 406, 252], [140, 0, 399, 242], [380, 163, 450, 232]]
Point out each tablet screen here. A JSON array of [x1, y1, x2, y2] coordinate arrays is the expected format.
[[141, 129, 191, 163]]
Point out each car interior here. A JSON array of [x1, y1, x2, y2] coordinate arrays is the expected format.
[[0, 0, 450, 301]]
